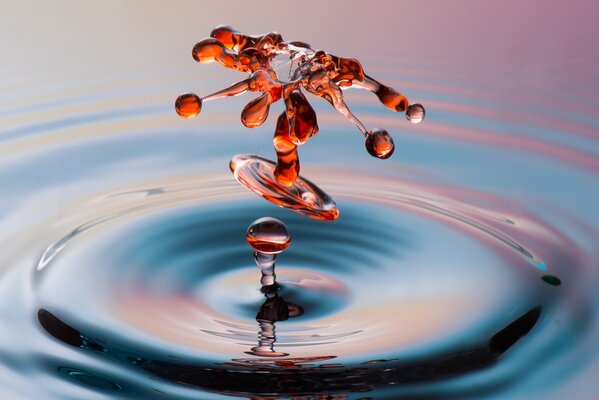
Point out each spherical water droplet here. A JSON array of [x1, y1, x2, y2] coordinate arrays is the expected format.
[[406, 103, 425, 124], [246, 217, 291, 254], [175, 93, 202, 119], [365, 128, 395, 159]]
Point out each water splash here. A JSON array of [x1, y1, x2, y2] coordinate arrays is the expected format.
[[176, 25, 426, 220], [1, 7, 598, 398]]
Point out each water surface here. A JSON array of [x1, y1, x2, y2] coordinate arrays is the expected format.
[[1, 1, 599, 399]]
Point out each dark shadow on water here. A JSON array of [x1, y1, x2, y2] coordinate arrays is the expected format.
[[37, 305, 543, 399]]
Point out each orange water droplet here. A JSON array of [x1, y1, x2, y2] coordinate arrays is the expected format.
[[241, 93, 271, 128], [365, 128, 395, 159], [246, 217, 291, 254], [175, 93, 202, 119]]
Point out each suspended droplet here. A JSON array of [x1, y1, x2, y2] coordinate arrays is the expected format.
[[175, 93, 202, 119], [241, 93, 271, 128], [406, 103, 426, 124], [246, 217, 291, 254], [365, 128, 395, 159]]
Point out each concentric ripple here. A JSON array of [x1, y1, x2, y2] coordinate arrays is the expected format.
[[0, 170, 578, 398], [2, 5, 599, 398]]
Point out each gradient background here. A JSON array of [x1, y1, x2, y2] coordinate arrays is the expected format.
[[1, 1, 599, 399]]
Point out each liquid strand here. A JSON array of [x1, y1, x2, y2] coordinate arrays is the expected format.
[[176, 26, 425, 219]]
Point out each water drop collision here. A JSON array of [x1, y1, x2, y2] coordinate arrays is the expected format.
[[176, 25, 425, 220], [246, 217, 303, 357]]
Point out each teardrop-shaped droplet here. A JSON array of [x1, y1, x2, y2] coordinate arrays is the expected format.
[[246, 217, 291, 254], [365, 128, 395, 159], [286, 90, 318, 145], [406, 103, 426, 124], [175, 93, 202, 119], [241, 93, 271, 128]]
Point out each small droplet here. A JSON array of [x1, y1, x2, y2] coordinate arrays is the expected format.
[[175, 93, 202, 119], [406, 103, 425, 124], [246, 217, 291, 254], [365, 128, 395, 159], [541, 275, 561, 286], [241, 93, 270, 128]]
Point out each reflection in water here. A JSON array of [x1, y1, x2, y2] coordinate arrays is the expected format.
[[24, 184, 568, 399], [245, 216, 303, 357], [0, 3, 596, 398], [248, 286, 304, 358], [35, 210, 546, 398], [37, 304, 543, 397]]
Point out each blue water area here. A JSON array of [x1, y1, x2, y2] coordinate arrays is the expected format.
[[1, 1, 599, 399]]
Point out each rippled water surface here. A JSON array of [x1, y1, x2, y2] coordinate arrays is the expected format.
[[2, 1, 599, 399]]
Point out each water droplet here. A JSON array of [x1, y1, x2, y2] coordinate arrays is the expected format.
[[175, 93, 202, 119], [241, 93, 270, 128], [365, 128, 395, 159], [406, 103, 425, 124], [246, 217, 291, 254]]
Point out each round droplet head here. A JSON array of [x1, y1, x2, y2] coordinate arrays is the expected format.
[[406, 103, 425, 124], [246, 217, 291, 254], [365, 128, 395, 159], [175, 93, 202, 119]]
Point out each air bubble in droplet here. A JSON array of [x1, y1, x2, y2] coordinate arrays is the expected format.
[[246, 217, 291, 254], [175, 93, 202, 119], [301, 191, 318, 205], [406, 103, 425, 124], [365, 128, 395, 159]]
